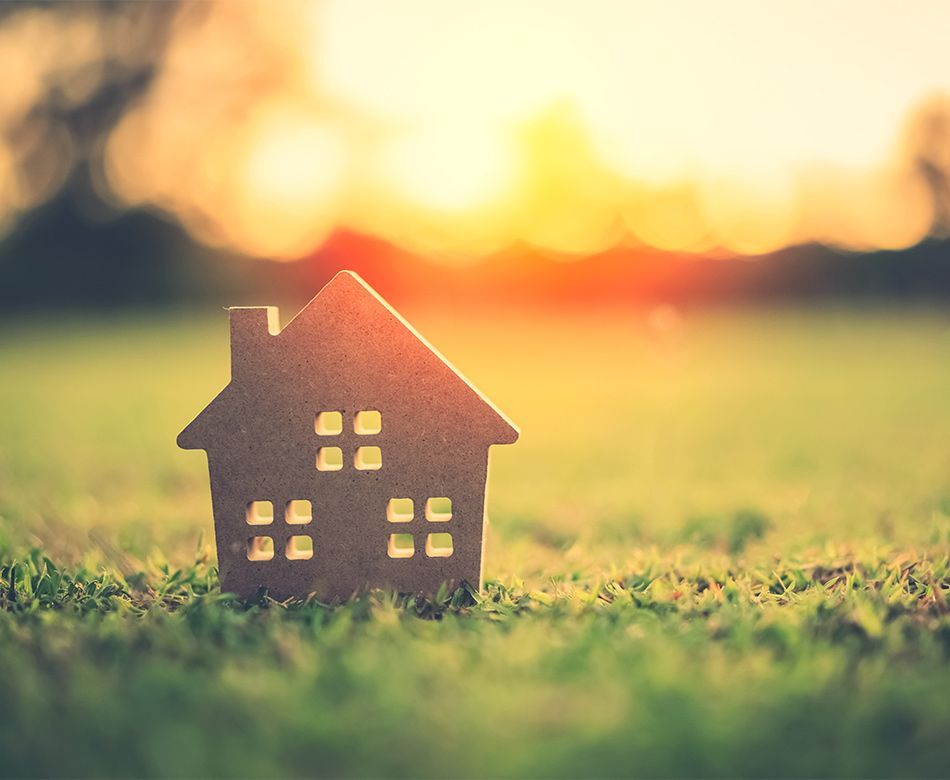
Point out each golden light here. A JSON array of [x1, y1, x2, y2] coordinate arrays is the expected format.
[[624, 186, 710, 254], [699, 177, 799, 256], [237, 110, 347, 256], [76, 1, 950, 259], [316, 0, 574, 128], [376, 125, 514, 213], [244, 117, 345, 212]]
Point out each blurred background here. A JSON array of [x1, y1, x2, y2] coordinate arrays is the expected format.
[[2, 0, 949, 564], [1, 0, 949, 312], [2, 7, 949, 777]]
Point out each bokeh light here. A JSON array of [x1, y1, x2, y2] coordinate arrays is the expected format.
[[0, 0, 949, 260]]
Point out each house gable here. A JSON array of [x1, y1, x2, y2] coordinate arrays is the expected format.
[[177, 270, 519, 600], [177, 271, 519, 452]]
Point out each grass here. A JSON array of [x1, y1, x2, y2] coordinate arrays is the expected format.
[[0, 304, 949, 778]]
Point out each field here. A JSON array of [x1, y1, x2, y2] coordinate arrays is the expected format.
[[1, 305, 949, 778]]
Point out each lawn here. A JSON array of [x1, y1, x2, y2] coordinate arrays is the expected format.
[[0, 304, 948, 778]]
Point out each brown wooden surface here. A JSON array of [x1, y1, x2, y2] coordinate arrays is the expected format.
[[178, 271, 518, 601]]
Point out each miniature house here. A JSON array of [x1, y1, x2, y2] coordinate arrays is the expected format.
[[178, 271, 519, 601]]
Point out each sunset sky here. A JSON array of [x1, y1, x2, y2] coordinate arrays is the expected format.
[[2, 1, 949, 260]]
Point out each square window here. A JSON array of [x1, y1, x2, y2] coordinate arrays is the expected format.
[[354, 410, 382, 435], [285, 535, 314, 561], [315, 411, 343, 436], [246, 501, 274, 525], [246, 536, 274, 561], [316, 447, 343, 471], [354, 446, 382, 471], [387, 498, 414, 523], [426, 533, 453, 558], [387, 533, 414, 559], [425, 497, 452, 522], [285, 500, 312, 525]]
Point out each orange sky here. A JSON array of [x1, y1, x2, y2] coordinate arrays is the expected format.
[[1, 1, 949, 261]]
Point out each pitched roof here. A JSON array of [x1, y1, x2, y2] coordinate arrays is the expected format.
[[178, 270, 519, 449]]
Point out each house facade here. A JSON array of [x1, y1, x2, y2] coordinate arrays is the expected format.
[[178, 271, 519, 601]]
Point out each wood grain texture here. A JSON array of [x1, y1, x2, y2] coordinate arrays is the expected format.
[[178, 271, 519, 601]]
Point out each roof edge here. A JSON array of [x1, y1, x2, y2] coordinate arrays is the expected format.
[[322, 271, 520, 445], [178, 271, 520, 450], [177, 382, 230, 450]]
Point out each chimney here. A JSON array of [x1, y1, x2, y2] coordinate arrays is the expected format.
[[229, 307, 279, 382]]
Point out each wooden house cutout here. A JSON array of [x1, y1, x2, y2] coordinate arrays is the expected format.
[[178, 271, 519, 601]]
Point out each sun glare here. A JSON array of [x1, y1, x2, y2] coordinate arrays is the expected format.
[[244, 116, 346, 214], [234, 116, 347, 257], [85, 0, 950, 259], [378, 126, 513, 212]]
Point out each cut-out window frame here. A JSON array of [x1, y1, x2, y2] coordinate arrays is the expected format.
[[354, 410, 382, 435], [246, 535, 275, 561], [316, 446, 344, 472], [285, 500, 312, 525], [425, 497, 452, 523], [425, 532, 454, 558], [246, 501, 274, 526], [387, 533, 414, 559], [387, 498, 414, 523], [285, 535, 314, 561], [354, 446, 382, 471], [315, 411, 343, 436]]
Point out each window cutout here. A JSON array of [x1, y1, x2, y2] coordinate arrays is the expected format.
[[246, 536, 274, 561], [285, 500, 312, 525], [315, 411, 343, 436], [425, 497, 452, 522], [387, 533, 414, 559], [387, 498, 414, 523], [426, 533, 454, 558], [354, 410, 382, 435], [354, 446, 382, 471], [246, 501, 274, 525], [285, 535, 314, 561], [316, 447, 343, 471]]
